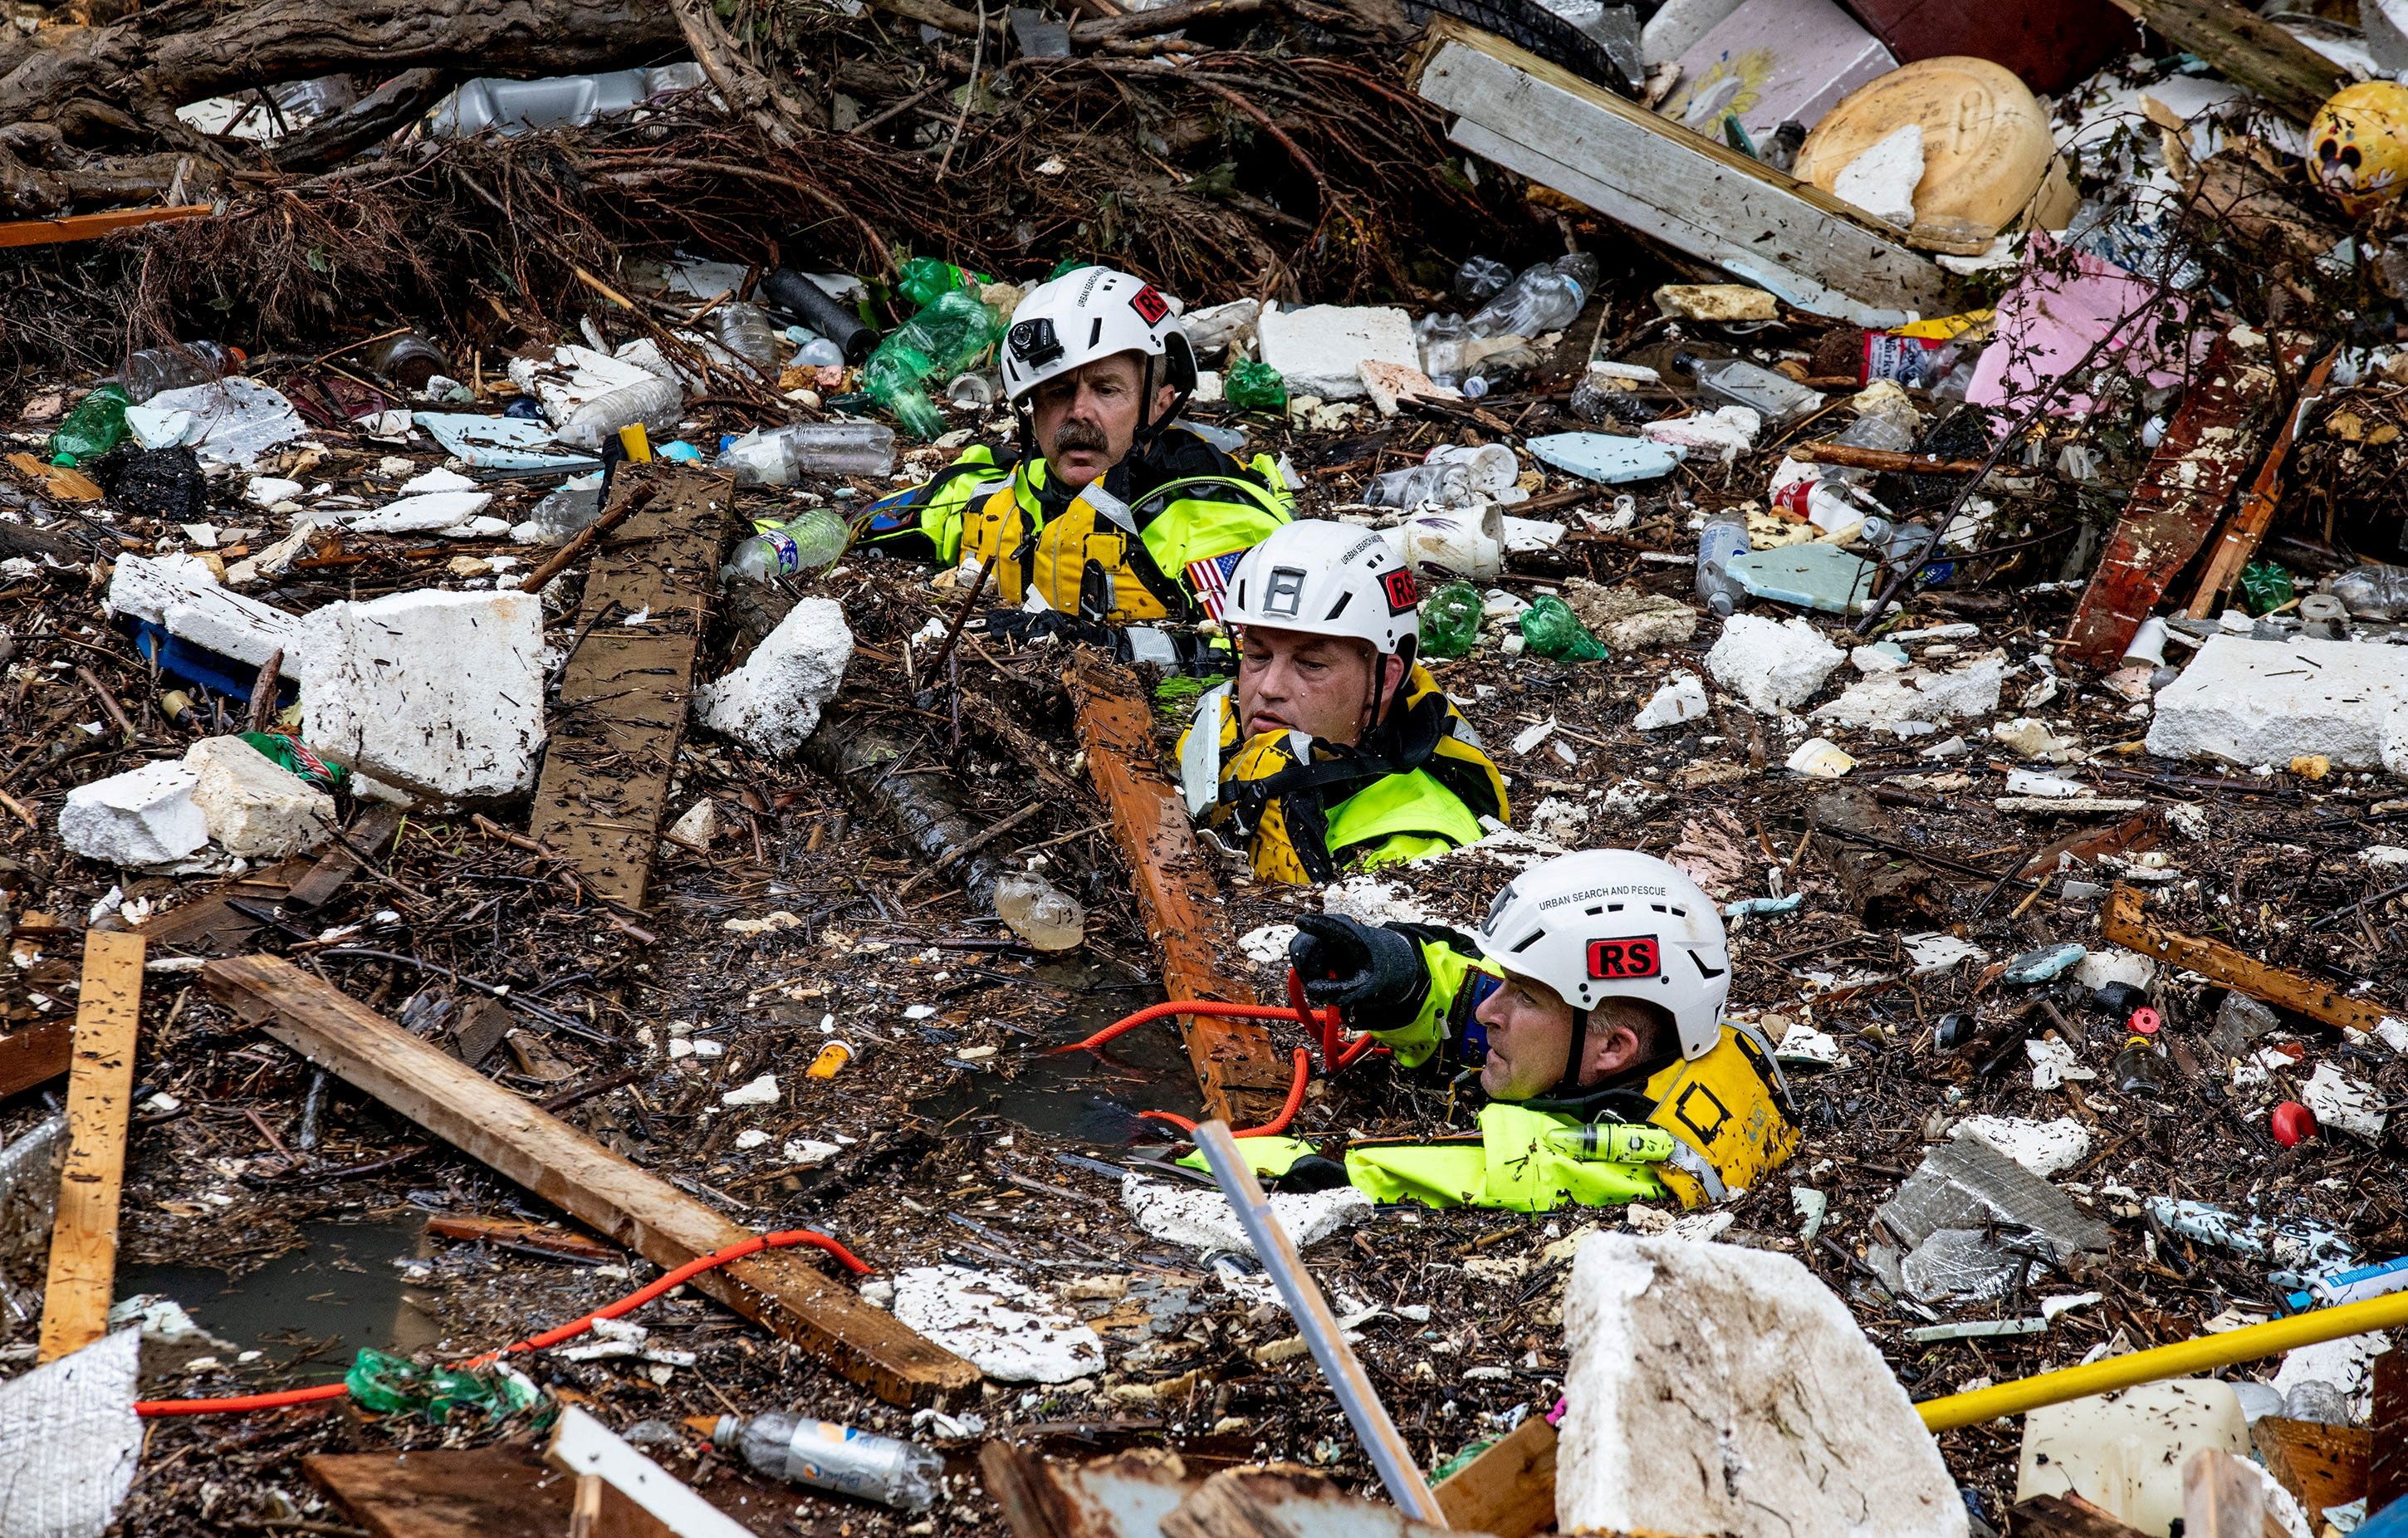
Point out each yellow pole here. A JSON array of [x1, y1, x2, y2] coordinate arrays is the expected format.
[[1915, 1286, 2408, 1432]]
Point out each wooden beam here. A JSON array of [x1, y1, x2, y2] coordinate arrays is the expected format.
[[2182, 1447, 2297, 1537], [37, 930, 144, 1362], [2185, 347, 2337, 618], [1412, 18, 1947, 326], [2101, 885, 2402, 1037], [549, 1407, 747, 1538], [307, 1446, 573, 1538], [2102, 0, 2347, 123], [527, 468, 729, 909], [283, 803, 405, 909], [1065, 654, 1291, 1128], [2372, 1346, 2408, 1515], [2249, 1416, 2368, 1517], [0, 203, 213, 251], [1433, 1411, 1556, 1538], [0, 1020, 72, 1103], [201, 954, 978, 1405]]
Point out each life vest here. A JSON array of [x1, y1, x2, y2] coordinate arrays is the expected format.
[[1179, 666, 1507, 884], [1341, 1023, 1802, 1212]]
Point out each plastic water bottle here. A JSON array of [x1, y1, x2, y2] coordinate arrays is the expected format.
[[726, 509, 852, 580], [1679, 353, 1824, 426], [2330, 561, 2408, 620], [715, 422, 898, 484], [993, 871, 1085, 952], [861, 290, 1001, 439], [1418, 580, 1485, 659], [1465, 253, 1599, 340], [1455, 255, 1513, 303], [1817, 412, 1916, 487], [1363, 461, 1477, 509], [712, 1413, 943, 1511], [120, 341, 244, 404], [1695, 507, 1751, 617], [713, 302, 784, 377], [1417, 312, 1467, 388], [48, 383, 130, 466], [898, 257, 990, 308], [525, 473, 604, 543]]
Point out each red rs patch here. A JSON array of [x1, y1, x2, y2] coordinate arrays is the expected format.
[[1379, 567, 1418, 613], [1587, 937, 1661, 980], [1129, 285, 1171, 326]]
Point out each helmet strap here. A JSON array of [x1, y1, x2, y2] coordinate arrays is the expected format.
[[1549, 1006, 1593, 1101]]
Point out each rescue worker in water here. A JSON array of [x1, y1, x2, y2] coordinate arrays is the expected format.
[[1226, 850, 1801, 1212]]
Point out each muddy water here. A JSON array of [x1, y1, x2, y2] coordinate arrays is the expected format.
[[123, 1216, 439, 1379], [915, 960, 1206, 1142]]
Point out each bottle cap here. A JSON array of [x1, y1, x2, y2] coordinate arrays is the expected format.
[[2127, 1006, 2161, 1036]]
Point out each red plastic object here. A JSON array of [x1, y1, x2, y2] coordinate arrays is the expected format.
[[2127, 1006, 2161, 1036], [2271, 1100, 2318, 1148]]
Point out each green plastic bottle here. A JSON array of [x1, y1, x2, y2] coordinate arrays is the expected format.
[[898, 257, 992, 310], [861, 289, 1001, 439], [48, 382, 130, 467], [1221, 360, 1288, 413], [1418, 580, 1484, 659], [2240, 558, 2295, 615], [1519, 595, 1608, 661]]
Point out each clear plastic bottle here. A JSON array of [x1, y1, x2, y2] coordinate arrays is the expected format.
[[525, 472, 604, 543], [726, 509, 853, 580], [993, 870, 1085, 952], [1817, 412, 1916, 487], [715, 422, 898, 485], [1695, 506, 1751, 617], [554, 373, 683, 453], [1454, 255, 1513, 304], [1417, 312, 1468, 388], [120, 341, 244, 404], [2329, 561, 2408, 620], [1363, 461, 1477, 509], [713, 301, 785, 378], [1465, 253, 1600, 340], [1679, 353, 1824, 426], [712, 1413, 943, 1511], [363, 334, 448, 392]]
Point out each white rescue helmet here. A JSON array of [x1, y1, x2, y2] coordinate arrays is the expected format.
[[1475, 850, 1730, 1062], [1001, 265, 1197, 406], [1220, 519, 1420, 658]]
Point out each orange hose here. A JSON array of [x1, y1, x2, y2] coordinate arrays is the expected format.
[[135, 1228, 871, 1418], [1138, 1048, 1312, 1139]]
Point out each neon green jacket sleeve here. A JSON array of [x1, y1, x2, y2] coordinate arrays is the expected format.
[[1365, 933, 1500, 1070]]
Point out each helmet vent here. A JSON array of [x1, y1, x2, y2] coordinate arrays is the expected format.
[[1325, 591, 1353, 620], [1089, 318, 1104, 348], [1583, 904, 1604, 917], [1508, 932, 1543, 954], [1691, 953, 1727, 981]]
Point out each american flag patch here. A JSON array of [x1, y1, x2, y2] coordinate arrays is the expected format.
[[1186, 551, 1244, 619]]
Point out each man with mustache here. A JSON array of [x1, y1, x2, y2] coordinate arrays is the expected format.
[[864, 267, 1291, 654]]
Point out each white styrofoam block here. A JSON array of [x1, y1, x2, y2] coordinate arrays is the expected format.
[[2147, 634, 2408, 771], [693, 597, 852, 757], [345, 490, 493, 535], [59, 760, 208, 867], [1123, 1174, 1372, 1257], [1833, 123, 1924, 228], [1950, 1115, 2092, 1179], [891, 1264, 1104, 1384], [184, 736, 334, 858], [1813, 654, 2006, 731], [293, 590, 546, 800], [2073, 946, 2156, 993], [1706, 613, 1843, 713], [399, 467, 478, 494], [108, 554, 306, 670], [2385, 704, 2408, 781], [2015, 1382, 2248, 1534], [1633, 672, 1711, 731], [1559, 1232, 1967, 1537], [103, 553, 218, 625], [1255, 303, 1419, 401]]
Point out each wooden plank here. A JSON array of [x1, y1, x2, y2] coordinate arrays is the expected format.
[[526, 468, 730, 909], [2101, 885, 2402, 1037], [2372, 1345, 2408, 1515], [427, 1212, 620, 1263], [307, 1446, 573, 1538], [2102, 0, 2347, 123], [2183, 1447, 2295, 1538], [284, 803, 405, 909], [1433, 1411, 1556, 1538], [1413, 18, 1947, 325], [548, 1406, 748, 1538], [2008, 1492, 2151, 1536], [37, 930, 144, 1362], [200, 953, 977, 1406], [1065, 655, 1290, 1128], [0, 1020, 72, 1103], [2062, 336, 2288, 665], [134, 854, 321, 955], [1162, 1468, 1461, 1538], [2185, 347, 2337, 618], [2249, 1416, 2368, 1516], [0, 203, 214, 250]]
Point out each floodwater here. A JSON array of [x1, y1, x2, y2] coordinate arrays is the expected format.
[[122, 1216, 438, 1381], [915, 960, 1205, 1143]]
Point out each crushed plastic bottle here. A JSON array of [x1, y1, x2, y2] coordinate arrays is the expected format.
[[859, 289, 1001, 439], [898, 257, 993, 309], [713, 1413, 945, 1511], [1816, 413, 1916, 487], [48, 383, 130, 466], [1454, 255, 1514, 304], [118, 341, 244, 404], [993, 870, 1085, 951], [525, 472, 604, 543], [713, 301, 785, 378], [1465, 253, 1599, 340], [1417, 580, 1485, 659], [1221, 359, 1288, 412], [1363, 461, 1478, 509], [1518, 595, 1608, 661], [727, 509, 853, 581], [1417, 312, 1468, 388], [2329, 561, 2408, 620], [1679, 352, 1824, 426], [345, 1349, 535, 1423], [2240, 558, 2295, 615], [715, 422, 898, 484], [1695, 506, 1751, 617]]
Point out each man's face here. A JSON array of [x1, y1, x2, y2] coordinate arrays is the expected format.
[[1475, 982, 1660, 1101], [1236, 627, 1405, 745], [1028, 352, 1178, 491]]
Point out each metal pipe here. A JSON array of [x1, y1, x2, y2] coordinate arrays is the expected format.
[[1915, 1285, 2408, 1431], [1192, 1121, 1446, 1526]]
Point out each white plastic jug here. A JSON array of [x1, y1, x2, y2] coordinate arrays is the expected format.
[[2014, 1379, 2248, 1536]]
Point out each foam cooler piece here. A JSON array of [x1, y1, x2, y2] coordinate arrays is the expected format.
[[2147, 634, 2408, 771], [693, 596, 852, 757], [1255, 303, 1419, 401], [185, 736, 335, 858], [106, 554, 304, 670], [1559, 1232, 1968, 1538], [294, 590, 546, 799], [59, 759, 208, 867], [1706, 612, 1844, 713]]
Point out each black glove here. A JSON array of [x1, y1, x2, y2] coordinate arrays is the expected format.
[[984, 608, 1115, 649], [1288, 913, 1427, 1026]]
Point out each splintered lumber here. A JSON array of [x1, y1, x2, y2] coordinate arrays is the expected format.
[[2101, 886, 2402, 1037], [981, 1444, 1203, 1538], [2182, 1448, 2298, 1538], [1065, 655, 1292, 1128], [1161, 1467, 1466, 1538], [2185, 347, 2337, 618], [2373, 1347, 2408, 1514], [2062, 335, 2290, 666], [37, 930, 144, 1363], [426, 1213, 620, 1263], [0, 1021, 72, 1103], [1433, 1411, 1557, 1538], [548, 1406, 748, 1538], [283, 803, 405, 909], [1411, 18, 1947, 326], [0, 203, 213, 250], [2102, 0, 2347, 123], [201, 953, 978, 1405], [2008, 1493, 2152, 1536], [527, 470, 728, 909], [2248, 1417, 2368, 1516], [306, 1447, 573, 1538]]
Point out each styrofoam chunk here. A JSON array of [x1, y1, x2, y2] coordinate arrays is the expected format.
[[344, 490, 494, 535], [1706, 613, 1843, 713], [2148, 635, 2408, 771], [1255, 303, 1419, 401], [693, 597, 853, 757], [184, 736, 335, 858], [1833, 123, 1924, 227], [59, 760, 208, 867], [1632, 672, 1710, 730], [293, 590, 546, 799]]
